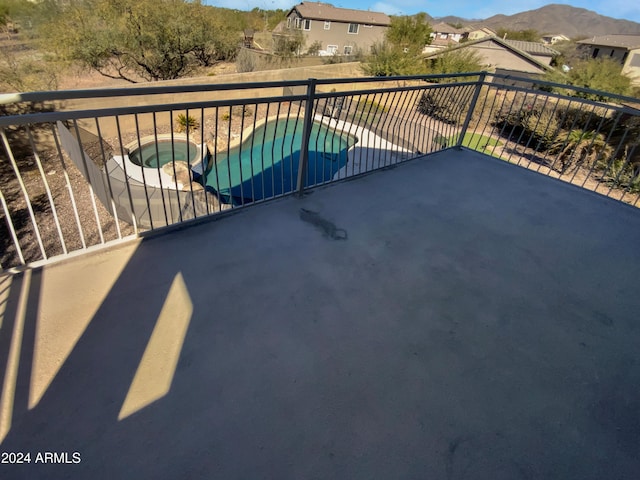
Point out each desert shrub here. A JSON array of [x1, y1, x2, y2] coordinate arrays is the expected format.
[[232, 105, 253, 117], [598, 156, 640, 192], [236, 48, 256, 73], [175, 114, 199, 133], [416, 84, 476, 125], [306, 41, 322, 56]]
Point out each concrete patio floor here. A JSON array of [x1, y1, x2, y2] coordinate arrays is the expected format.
[[1, 149, 640, 479]]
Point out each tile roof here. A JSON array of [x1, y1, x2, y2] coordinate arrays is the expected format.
[[423, 36, 555, 73], [291, 2, 391, 26], [503, 40, 560, 57], [431, 22, 465, 34], [576, 35, 640, 49]]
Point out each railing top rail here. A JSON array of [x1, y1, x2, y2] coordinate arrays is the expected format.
[[0, 71, 637, 108], [0, 79, 479, 127], [0, 72, 482, 106], [487, 72, 640, 106], [0, 94, 309, 127]]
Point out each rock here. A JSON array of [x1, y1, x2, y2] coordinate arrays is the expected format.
[[162, 160, 190, 176], [175, 170, 191, 186], [183, 182, 204, 191]]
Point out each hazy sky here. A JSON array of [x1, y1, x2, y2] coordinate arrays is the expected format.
[[204, 0, 640, 23]]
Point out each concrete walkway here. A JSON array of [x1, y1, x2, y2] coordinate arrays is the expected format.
[[1, 150, 639, 479]]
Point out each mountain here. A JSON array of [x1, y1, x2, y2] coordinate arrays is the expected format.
[[429, 4, 640, 38], [480, 4, 640, 38]]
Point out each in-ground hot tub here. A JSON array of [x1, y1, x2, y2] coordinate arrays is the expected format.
[[129, 138, 200, 168], [111, 134, 208, 189]]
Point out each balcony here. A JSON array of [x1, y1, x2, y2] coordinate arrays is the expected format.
[[1, 74, 640, 478]]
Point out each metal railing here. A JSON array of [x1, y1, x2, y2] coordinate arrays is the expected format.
[[1, 72, 639, 272]]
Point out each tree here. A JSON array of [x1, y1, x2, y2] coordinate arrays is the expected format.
[[271, 29, 304, 65], [362, 13, 432, 77], [39, 0, 240, 82], [386, 13, 432, 55], [361, 41, 427, 76], [545, 57, 633, 100], [425, 48, 483, 77]]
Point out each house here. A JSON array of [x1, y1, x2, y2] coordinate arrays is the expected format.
[[423, 24, 498, 55], [465, 25, 497, 41], [275, 2, 391, 56], [423, 36, 556, 76], [541, 34, 570, 45], [429, 22, 467, 44], [502, 39, 559, 67], [577, 35, 640, 85]]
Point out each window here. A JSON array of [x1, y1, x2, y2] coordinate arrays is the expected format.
[[327, 45, 338, 55], [324, 21, 331, 30], [348, 23, 359, 34], [592, 47, 599, 58], [343, 45, 353, 55], [294, 18, 310, 30]]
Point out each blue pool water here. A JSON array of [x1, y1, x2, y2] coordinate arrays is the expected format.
[[203, 118, 356, 204]]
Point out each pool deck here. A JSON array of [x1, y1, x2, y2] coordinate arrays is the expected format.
[[1, 149, 640, 479]]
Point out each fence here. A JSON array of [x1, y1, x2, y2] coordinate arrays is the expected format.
[[1, 72, 639, 272]]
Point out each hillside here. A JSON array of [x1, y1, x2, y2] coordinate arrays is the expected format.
[[432, 4, 640, 38], [481, 4, 640, 38]]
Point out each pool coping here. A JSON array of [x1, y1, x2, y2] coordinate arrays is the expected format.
[[112, 134, 208, 190]]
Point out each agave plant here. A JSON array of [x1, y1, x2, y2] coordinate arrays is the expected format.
[[175, 113, 200, 133], [552, 129, 612, 174]]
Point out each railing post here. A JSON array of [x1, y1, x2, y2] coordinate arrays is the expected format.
[[296, 78, 317, 197], [456, 71, 487, 149]]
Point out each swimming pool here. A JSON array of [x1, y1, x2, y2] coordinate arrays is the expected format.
[[204, 118, 357, 204], [129, 139, 200, 168]]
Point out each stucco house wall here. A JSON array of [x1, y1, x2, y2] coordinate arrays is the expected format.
[[469, 43, 548, 74], [286, 11, 387, 54], [622, 48, 640, 83], [279, 2, 390, 55], [577, 35, 640, 85]]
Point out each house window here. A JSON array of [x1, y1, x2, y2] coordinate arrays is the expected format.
[[294, 18, 310, 30], [348, 23, 359, 34], [343, 45, 353, 55], [324, 21, 331, 30], [592, 47, 599, 58]]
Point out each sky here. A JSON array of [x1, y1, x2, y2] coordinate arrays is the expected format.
[[204, 0, 640, 23]]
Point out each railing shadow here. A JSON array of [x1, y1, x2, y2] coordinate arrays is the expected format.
[[0, 239, 195, 477]]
